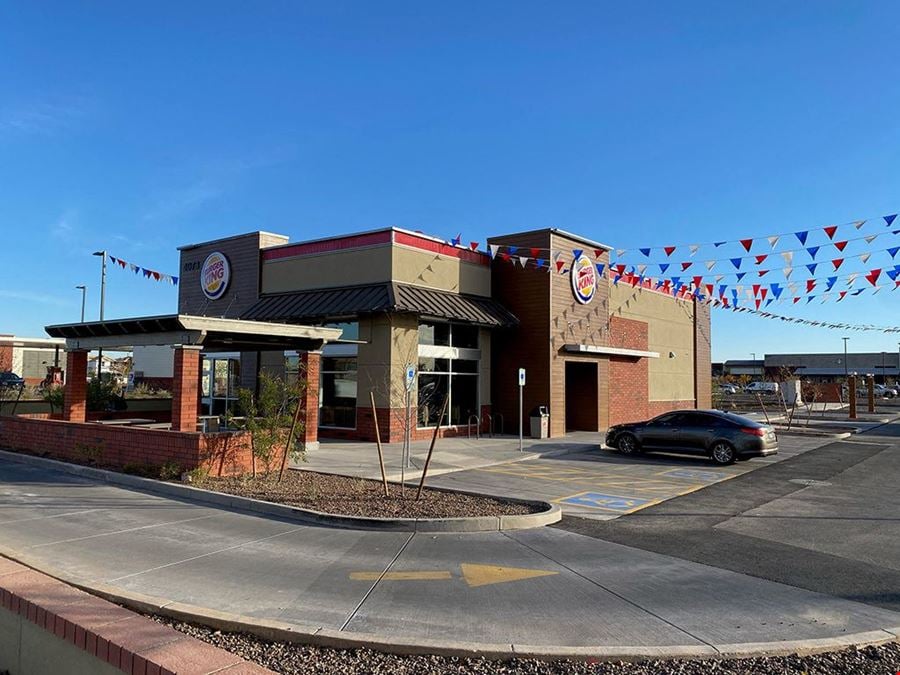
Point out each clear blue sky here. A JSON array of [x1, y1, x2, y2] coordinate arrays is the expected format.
[[2, 1, 899, 360]]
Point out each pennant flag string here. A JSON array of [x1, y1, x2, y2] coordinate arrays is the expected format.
[[108, 255, 178, 286]]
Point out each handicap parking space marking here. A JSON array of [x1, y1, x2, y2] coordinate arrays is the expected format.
[[657, 468, 728, 483], [556, 491, 655, 513]]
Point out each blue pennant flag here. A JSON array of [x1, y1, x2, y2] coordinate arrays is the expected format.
[[655, 279, 665, 289], [765, 299, 774, 307], [450, 234, 462, 246], [595, 263, 605, 275], [826, 276, 837, 291], [730, 257, 743, 269], [142, 268, 151, 278], [735, 272, 746, 282], [893, 229, 900, 235], [888, 270, 900, 282], [770, 283, 783, 299], [639, 248, 651, 257], [806, 246, 820, 259], [508, 246, 518, 255], [535, 258, 545, 269], [671, 276, 681, 285], [718, 284, 728, 297], [885, 214, 897, 227], [172, 276, 178, 285], [672, 281, 683, 294], [806, 263, 818, 275], [888, 247, 900, 259], [659, 263, 670, 274], [613, 274, 621, 285], [795, 231, 809, 245], [806, 296, 815, 303], [714, 241, 726, 247], [852, 289, 865, 296], [572, 249, 583, 259]]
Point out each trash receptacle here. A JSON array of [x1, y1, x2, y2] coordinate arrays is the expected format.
[[530, 406, 550, 439]]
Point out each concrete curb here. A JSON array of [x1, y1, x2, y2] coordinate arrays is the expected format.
[[0, 449, 560, 532], [1, 547, 897, 664]]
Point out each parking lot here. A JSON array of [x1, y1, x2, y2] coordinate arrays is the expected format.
[[430, 433, 831, 519]]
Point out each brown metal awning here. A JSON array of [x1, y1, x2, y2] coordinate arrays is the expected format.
[[45, 314, 342, 352], [241, 283, 518, 328]]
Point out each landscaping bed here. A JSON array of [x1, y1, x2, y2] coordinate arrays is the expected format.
[[152, 615, 900, 674], [195, 470, 538, 519]]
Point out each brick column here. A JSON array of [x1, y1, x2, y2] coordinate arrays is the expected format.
[[62, 350, 88, 422], [172, 346, 202, 432], [299, 351, 321, 451]]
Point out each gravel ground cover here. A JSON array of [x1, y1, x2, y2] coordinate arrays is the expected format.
[[197, 470, 539, 518], [151, 616, 900, 674]]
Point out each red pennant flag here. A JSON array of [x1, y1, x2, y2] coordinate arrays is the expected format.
[[469, 242, 479, 251], [500, 252, 511, 262], [758, 270, 769, 277], [692, 276, 703, 288], [530, 248, 540, 259], [555, 260, 565, 273], [866, 268, 882, 286], [760, 288, 768, 300], [792, 297, 801, 304], [151, 271, 161, 280], [740, 239, 753, 252], [663, 246, 676, 256], [614, 264, 626, 275], [838, 290, 847, 301], [832, 258, 844, 270], [681, 261, 692, 271], [754, 254, 768, 265], [118, 259, 126, 268], [834, 240, 848, 252], [806, 279, 816, 293], [824, 225, 838, 239], [631, 275, 639, 287], [593, 248, 605, 258], [705, 284, 714, 296], [755, 299, 761, 309], [752, 284, 761, 296]]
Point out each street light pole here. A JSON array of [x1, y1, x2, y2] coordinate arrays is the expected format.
[[842, 337, 850, 378], [75, 285, 87, 323], [92, 251, 108, 379]]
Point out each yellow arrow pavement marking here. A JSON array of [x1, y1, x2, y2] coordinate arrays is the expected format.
[[460, 563, 558, 588], [349, 564, 558, 587], [350, 571, 453, 581]]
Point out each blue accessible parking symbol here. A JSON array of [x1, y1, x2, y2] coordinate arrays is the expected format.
[[559, 492, 652, 512]]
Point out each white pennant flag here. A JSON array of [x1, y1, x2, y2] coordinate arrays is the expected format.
[[859, 252, 871, 264], [745, 288, 754, 300], [864, 234, 878, 244], [847, 273, 858, 286], [519, 256, 530, 268], [854, 219, 866, 229], [783, 266, 793, 279], [873, 285, 883, 294], [821, 292, 830, 303], [705, 260, 716, 270], [715, 274, 724, 282], [489, 244, 500, 258], [616, 248, 627, 257], [637, 264, 647, 275], [781, 251, 793, 264], [689, 244, 700, 256], [788, 282, 798, 294], [736, 284, 744, 295], [552, 250, 562, 261], [129, 263, 138, 273], [767, 235, 780, 249]]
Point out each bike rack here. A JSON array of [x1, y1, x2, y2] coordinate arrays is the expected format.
[[486, 412, 504, 437], [467, 414, 480, 440]]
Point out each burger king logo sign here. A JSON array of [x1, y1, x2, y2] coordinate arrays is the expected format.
[[200, 252, 231, 301], [571, 254, 596, 304]]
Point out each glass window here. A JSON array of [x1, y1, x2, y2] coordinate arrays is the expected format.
[[325, 322, 359, 341], [417, 373, 449, 426], [320, 357, 357, 428], [418, 357, 450, 373], [453, 359, 479, 374], [449, 373, 478, 425], [418, 322, 450, 346], [452, 325, 479, 349]]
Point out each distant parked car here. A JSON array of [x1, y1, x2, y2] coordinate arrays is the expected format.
[[0, 371, 25, 390], [745, 381, 779, 395], [717, 383, 739, 395], [605, 410, 778, 466], [873, 384, 896, 398]]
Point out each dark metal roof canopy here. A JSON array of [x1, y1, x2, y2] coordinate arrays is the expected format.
[[241, 282, 519, 328], [45, 314, 342, 352]]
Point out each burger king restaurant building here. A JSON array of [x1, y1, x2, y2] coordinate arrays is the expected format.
[[171, 227, 711, 445]]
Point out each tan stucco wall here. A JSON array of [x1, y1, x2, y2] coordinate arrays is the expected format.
[[609, 285, 696, 402], [479, 328, 491, 406], [261, 246, 393, 293], [392, 246, 491, 296], [356, 315, 397, 408]]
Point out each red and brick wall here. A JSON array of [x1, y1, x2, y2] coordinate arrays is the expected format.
[[320, 404, 492, 443], [0, 342, 13, 372]]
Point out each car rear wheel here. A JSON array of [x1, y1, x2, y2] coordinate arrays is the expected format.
[[710, 441, 736, 465], [617, 433, 640, 455]]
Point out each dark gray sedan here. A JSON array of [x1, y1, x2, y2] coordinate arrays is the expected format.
[[605, 410, 778, 465]]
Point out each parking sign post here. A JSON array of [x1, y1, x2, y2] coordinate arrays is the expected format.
[[518, 368, 526, 452]]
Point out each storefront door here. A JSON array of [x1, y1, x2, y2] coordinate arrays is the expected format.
[[564, 361, 599, 431]]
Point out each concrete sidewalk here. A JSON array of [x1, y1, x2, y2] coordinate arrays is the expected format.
[[300, 432, 602, 482], [0, 454, 898, 659]]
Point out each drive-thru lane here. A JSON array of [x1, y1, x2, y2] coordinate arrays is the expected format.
[[1, 453, 899, 656]]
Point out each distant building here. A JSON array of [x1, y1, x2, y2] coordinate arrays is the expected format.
[[0, 335, 66, 385], [722, 352, 900, 383]]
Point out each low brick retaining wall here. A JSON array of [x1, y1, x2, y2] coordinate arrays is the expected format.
[[0, 415, 256, 477], [0, 556, 273, 674]]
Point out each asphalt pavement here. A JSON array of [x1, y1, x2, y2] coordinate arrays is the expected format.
[[2, 434, 900, 657]]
